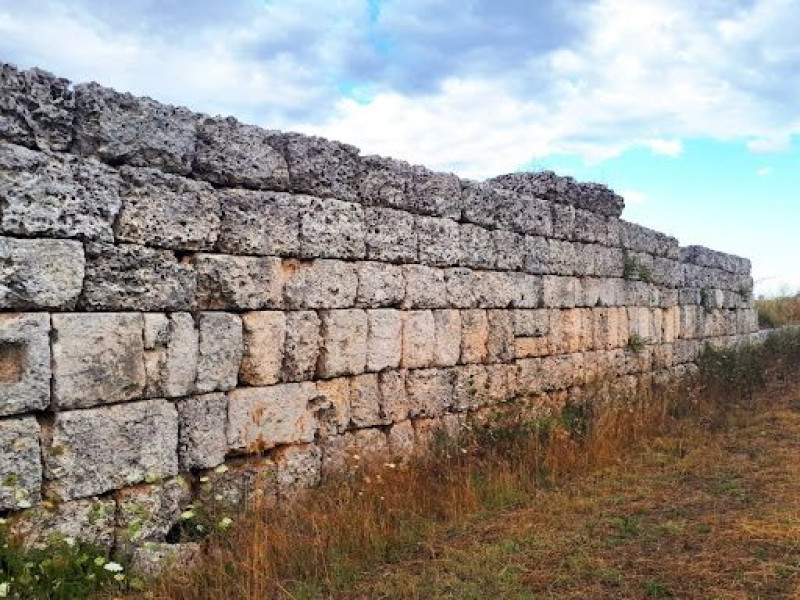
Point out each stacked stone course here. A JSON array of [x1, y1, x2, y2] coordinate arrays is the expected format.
[[0, 63, 759, 558]]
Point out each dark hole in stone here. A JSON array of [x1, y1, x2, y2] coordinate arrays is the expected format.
[[0, 341, 27, 385]]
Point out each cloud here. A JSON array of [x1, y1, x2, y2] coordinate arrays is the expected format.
[[757, 166, 773, 176], [620, 190, 647, 205], [644, 139, 683, 157]]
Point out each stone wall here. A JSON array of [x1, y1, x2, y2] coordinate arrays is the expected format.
[[0, 62, 758, 557]]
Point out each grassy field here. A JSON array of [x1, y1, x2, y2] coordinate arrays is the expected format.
[[757, 293, 800, 328]]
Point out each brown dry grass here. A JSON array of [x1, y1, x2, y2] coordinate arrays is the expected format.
[[757, 294, 800, 328]]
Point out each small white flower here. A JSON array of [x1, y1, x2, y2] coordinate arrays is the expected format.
[[103, 561, 124, 573], [16, 499, 32, 509], [0, 582, 10, 598], [180, 509, 196, 520], [218, 517, 233, 530], [199, 476, 210, 483], [0, 518, 7, 525], [63, 537, 76, 547], [384, 462, 397, 469], [214, 464, 229, 474], [113, 573, 125, 582]]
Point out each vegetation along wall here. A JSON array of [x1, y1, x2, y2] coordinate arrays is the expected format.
[[0, 62, 760, 563]]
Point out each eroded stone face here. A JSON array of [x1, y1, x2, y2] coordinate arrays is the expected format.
[[216, 190, 301, 256], [283, 259, 357, 309], [0, 415, 41, 510], [366, 309, 402, 372], [417, 216, 461, 267], [240, 311, 286, 386], [461, 309, 489, 364], [432, 309, 461, 367], [402, 311, 435, 369], [196, 312, 242, 393], [364, 207, 418, 263], [116, 476, 192, 547], [194, 254, 283, 311], [357, 262, 405, 308], [143, 313, 198, 399], [0, 313, 50, 417], [406, 368, 452, 418], [282, 311, 321, 382], [52, 313, 145, 410], [299, 197, 365, 260], [9, 497, 116, 551], [317, 309, 368, 378], [177, 394, 228, 470], [402, 265, 447, 309]]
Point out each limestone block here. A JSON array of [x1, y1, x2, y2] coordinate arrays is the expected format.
[[299, 197, 366, 260], [487, 310, 515, 362], [387, 420, 416, 456], [679, 305, 702, 339], [283, 259, 358, 309], [459, 224, 495, 269], [10, 498, 115, 551], [515, 336, 551, 359], [194, 116, 290, 189], [627, 307, 654, 341], [411, 166, 462, 219], [681, 245, 751, 274], [196, 312, 242, 393], [176, 394, 227, 470], [116, 476, 192, 548], [652, 344, 675, 370], [194, 254, 283, 311], [81, 243, 195, 311], [547, 239, 579, 276], [216, 189, 301, 256], [240, 311, 286, 386], [550, 309, 590, 354], [522, 236, 549, 275], [552, 203, 575, 239], [267, 133, 362, 202], [417, 216, 462, 267], [573, 209, 608, 244], [367, 309, 402, 372], [0, 237, 84, 310], [540, 353, 585, 391], [444, 268, 479, 308], [461, 309, 489, 364], [452, 364, 489, 411], [379, 370, 409, 423], [0, 416, 41, 510], [462, 182, 553, 236], [282, 311, 321, 382], [542, 276, 581, 308], [661, 306, 680, 343], [673, 339, 701, 364], [0, 64, 74, 151], [511, 273, 543, 308], [402, 265, 448, 308], [74, 83, 198, 174], [0, 142, 121, 241], [475, 271, 519, 308], [433, 309, 462, 367], [199, 459, 278, 510], [227, 383, 317, 452], [364, 207, 418, 262], [486, 363, 516, 403], [571, 243, 595, 275], [0, 313, 50, 417], [626, 280, 660, 308], [321, 429, 389, 478], [513, 309, 549, 338], [349, 373, 384, 428], [516, 358, 544, 397], [52, 313, 145, 410], [274, 444, 323, 494], [402, 311, 436, 369], [620, 221, 679, 259], [492, 229, 526, 271], [116, 167, 219, 250], [414, 414, 466, 450], [357, 262, 405, 308], [406, 368, 453, 418], [624, 345, 652, 375], [144, 312, 198, 399], [318, 309, 368, 378], [359, 155, 416, 212], [44, 399, 179, 500], [593, 247, 625, 278]]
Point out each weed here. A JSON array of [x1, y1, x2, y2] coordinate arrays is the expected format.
[[643, 579, 673, 597], [623, 254, 655, 284], [627, 334, 647, 353]]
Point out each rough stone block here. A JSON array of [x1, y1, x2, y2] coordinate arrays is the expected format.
[[511, 273, 543, 308], [52, 313, 145, 410], [400, 310, 434, 369], [0, 142, 121, 241], [628, 307, 655, 341], [547, 239, 578, 276], [550, 309, 590, 354], [487, 363, 516, 403], [0, 237, 84, 310], [0, 64, 74, 151], [461, 309, 489, 364], [318, 309, 368, 378], [523, 236, 549, 275], [321, 429, 389, 478], [0, 415, 41, 510], [314, 377, 351, 437], [81, 243, 195, 311], [379, 370, 409, 423], [116, 167, 219, 250], [240, 311, 286, 386], [573, 209, 608, 244], [458, 224, 495, 270], [552, 203, 575, 239], [283, 259, 358, 309], [0, 313, 50, 417], [620, 220, 679, 258], [274, 444, 323, 494], [542, 276, 581, 308], [367, 309, 402, 372], [540, 353, 585, 391], [513, 309, 549, 337], [406, 368, 452, 418], [177, 394, 228, 470], [411, 166, 462, 219], [194, 116, 290, 189], [227, 383, 317, 452], [216, 189, 301, 256], [492, 230, 526, 271], [387, 420, 416, 456], [73, 83, 198, 174], [299, 197, 365, 259], [462, 182, 553, 236], [357, 262, 405, 308], [593, 247, 625, 278], [116, 476, 192, 546], [349, 373, 383, 428], [487, 310, 515, 362], [143, 312, 198, 399], [402, 265, 448, 308], [475, 271, 521, 308], [433, 309, 461, 367], [515, 336, 551, 359], [194, 254, 282, 310], [417, 216, 462, 267], [196, 312, 242, 393], [452, 364, 489, 411], [44, 399, 179, 500], [282, 311, 320, 382], [444, 268, 479, 308], [10, 498, 115, 551], [364, 207, 418, 263]]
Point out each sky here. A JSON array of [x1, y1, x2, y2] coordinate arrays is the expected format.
[[0, 0, 798, 296]]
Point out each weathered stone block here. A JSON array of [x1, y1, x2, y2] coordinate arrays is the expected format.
[[350, 373, 383, 428], [593, 247, 625, 278], [513, 309, 549, 338], [540, 353, 585, 391], [458, 224, 495, 270], [216, 190, 301, 256], [10, 498, 115, 550], [552, 203, 575, 239], [282, 311, 320, 382], [45, 399, 179, 500], [314, 377, 351, 437], [417, 216, 461, 267], [52, 313, 145, 409], [547, 239, 578, 276], [143, 312, 198, 399], [433, 309, 461, 367], [511, 273, 543, 308], [461, 309, 489, 364], [412, 166, 462, 219], [628, 307, 654, 341], [550, 309, 590, 354], [0, 142, 121, 241], [367, 309, 402, 372], [116, 167, 219, 250], [0, 313, 50, 416], [573, 209, 608, 244], [402, 265, 447, 308], [487, 310, 515, 362], [227, 383, 317, 452], [74, 83, 198, 174], [402, 311, 435, 369], [81, 243, 195, 311], [177, 394, 227, 470], [387, 420, 415, 456], [475, 271, 521, 308], [406, 368, 452, 418], [364, 207, 418, 263], [0, 237, 84, 310], [0, 415, 41, 510], [194, 254, 282, 310], [620, 220, 679, 258], [318, 309, 368, 378], [321, 428, 388, 478], [444, 268, 479, 308], [357, 262, 405, 308], [515, 336, 551, 359], [379, 370, 409, 423], [486, 363, 516, 403], [0, 64, 74, 151], [240, 312, 286, 386], [299, 197, 365, 259], [462, 182, 553, 236], [196, 312, 242, 393], [542, 276, 581, 308], [492, 230, 526, 271], [522, 236, 549, 275], [452, 364, 489, 411], [274, 444, 323, 495], [194, 116, 290, 189], [283, 259, 357, 309], [116, 476, 192, 546]]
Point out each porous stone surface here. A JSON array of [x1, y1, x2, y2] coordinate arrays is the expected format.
[[299, 197, 365, 259], [240, 311, 286, 386], [283, 259, 357, 309], [116, 476, 192, 546], [194, 254, 282, 310], [0, 415, 41, 510], [176, 394, 228, 470], [143, 312, 198, 399], [357, 262, 405, 307], [318, 309, 368, 378], [402, 310, 436, 369], [365, 207, 418, 262], [196, 312, 242, 393], [406, 368, 452, 418], [9, 498, 116, 550], [282, 311, 321, 382], [216, 190, 301, 256], [0, 313, 50, 416], [367, 309, 403, 372]]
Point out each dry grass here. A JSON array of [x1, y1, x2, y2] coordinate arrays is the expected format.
[[757, 293, 800, 328]]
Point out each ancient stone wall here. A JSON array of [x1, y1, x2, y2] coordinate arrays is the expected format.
[[0, 62, 758, 559]]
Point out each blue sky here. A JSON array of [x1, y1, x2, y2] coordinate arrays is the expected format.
[[0, 0, 798, 295]]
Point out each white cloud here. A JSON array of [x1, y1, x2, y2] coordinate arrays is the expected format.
[[644, 139, 683, 157], [757, 166, 773, 176], [620, 190, 647, 205], [747, 135, 792, 154]]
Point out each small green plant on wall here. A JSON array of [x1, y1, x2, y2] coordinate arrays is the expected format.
[[623, 254, 654, 284]]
